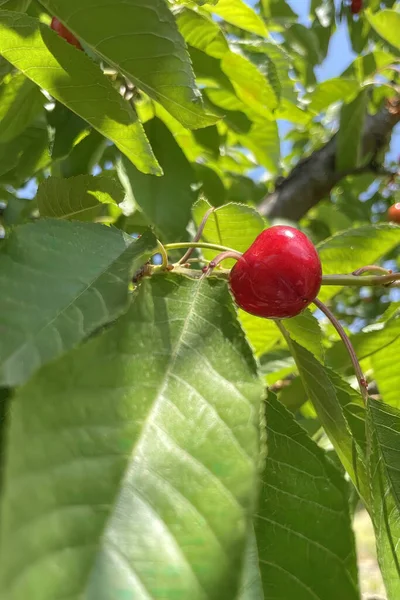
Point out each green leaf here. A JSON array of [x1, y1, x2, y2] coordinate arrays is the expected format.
[[0, 123, 49, 186], [221, 52, 279, 117], [118, 118, 196, 242], [284, 24, 321, 65], [0, 221, 157, 387], [261, 0, 297, 20], [0, 0, 31, 9], [176, 8, 229, 59], [238, 311, 281, 358], [280, 327, 368, 500], [0, 274, 264, 600], [366, 9, 400, 50], [371, 337, 400, 408], [307, 78, 360, 114], [367, 399, 400, 599], [37, 175, 124, 221], [40, 0, 218, 130], [236, 528, 264, 600], [317, 225, 400, 302], [205, 0, 268, 37], [0, 11, 161, 175], [284, 309, 324, 362], [255, 395, 360, 600], [336, 89, 368, 172], [0, 73, 43, 143], [239, 117, 280, 174], [327, 308, 400, 372], [193, 198, 266, 266]]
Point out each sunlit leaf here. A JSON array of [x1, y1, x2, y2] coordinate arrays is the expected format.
[[40, 0, 219, 129], [0, 10, 161, 175], [366, 9, 400, 51], [205, 0, 268, 37], [0, 274, 264, 600]]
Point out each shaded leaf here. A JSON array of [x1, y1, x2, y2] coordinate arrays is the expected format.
[[37, 175, 124, 221], [336, 89, 368, 172], [255, 395, 360, 600], [0, 274, 263, 600], [0, 10, 161, 175], [239, 117, 280, 174], [118, 118, 196, 242], [0, 72, 43, 143], [0, 221, 157, 386], [40, 0, 218, 129], [308, 78, 360, 114], [371, 337, 400, 408], [0, 123, 49, 186]]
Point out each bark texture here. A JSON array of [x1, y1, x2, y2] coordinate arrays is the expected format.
[[258, 99, 400, 221]]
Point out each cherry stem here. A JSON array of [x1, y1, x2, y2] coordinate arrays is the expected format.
[[352, 265, 392, 276], [165, 241, 239, 254], [157, 241, 169, 270], [321, 273, 400, 287], [202, 250, 243, 278], [313, 298, 368, 404], [178, 207, 216, 265]]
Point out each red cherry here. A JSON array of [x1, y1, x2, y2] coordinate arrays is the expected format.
[[350, 0, 362, 15], [388, 202, 400, 224], [50, 17, 82, 50], [229, 226, 322, 319]]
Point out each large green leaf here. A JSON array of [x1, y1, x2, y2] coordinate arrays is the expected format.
[[0, 221, 157, 386], [317, 225, 400, 302], [193, 198, 266, 266], [366, 9, 400, 51], [236, 529, 264, 600], [0, 274, 264, 600], [336, 90, 368, 173], [367, 399, 400, 599], [118, 117, 196, 242], [205, 0, 268, 37], [255, 395, 360, 600], [40, 0, 218, 130], [37, 175, 124, 221], [0, 10, 161, 175], [0, 72, 43, 143]]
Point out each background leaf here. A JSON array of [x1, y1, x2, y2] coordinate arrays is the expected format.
[[0, 73, 43, 143], [336, 90, 368, 172], [366, 9, 400, 51]]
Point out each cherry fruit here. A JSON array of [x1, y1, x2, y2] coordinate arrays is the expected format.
[[229, 226, 322, 319], [388, 202, 400, 224], [350, 0, 362, 15], [50, 17, 82, 50]]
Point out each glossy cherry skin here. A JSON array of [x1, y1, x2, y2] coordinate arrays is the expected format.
[[388, 202, 400, 224], [229, 226, 322, 319], [50, 17, 82, 50]]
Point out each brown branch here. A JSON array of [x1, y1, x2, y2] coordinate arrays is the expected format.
[[258, 98, 400, 221]]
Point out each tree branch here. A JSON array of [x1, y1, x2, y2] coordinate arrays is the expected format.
[[258, 98, 400, 221]]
